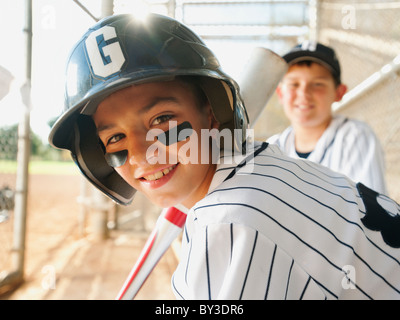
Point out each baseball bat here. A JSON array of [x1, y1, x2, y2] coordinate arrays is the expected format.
[[116, 47, 287, 300], [116, 205, 188, 300], [238, 47, 288, 127]]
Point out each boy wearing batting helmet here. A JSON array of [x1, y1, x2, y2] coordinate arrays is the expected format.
[[49, 14, 400, 299], [269, 42, 387, 195]]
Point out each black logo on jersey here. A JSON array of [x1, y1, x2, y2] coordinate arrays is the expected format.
[[357, 183, 400, 248]]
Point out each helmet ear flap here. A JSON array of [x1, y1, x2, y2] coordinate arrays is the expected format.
[[233, 99, 249, 154], [197, 77, 249, 153], [197, 77, 234, 130], [72, 115, 135, 205]]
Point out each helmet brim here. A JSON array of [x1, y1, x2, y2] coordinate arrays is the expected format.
[[49, 68, 237, 150]]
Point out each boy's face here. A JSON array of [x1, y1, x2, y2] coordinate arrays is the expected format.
[[277, 62, 347, 129], [93, 79, 218, 208]]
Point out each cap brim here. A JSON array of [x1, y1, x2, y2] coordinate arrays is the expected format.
[[285, 54, 337, 76]]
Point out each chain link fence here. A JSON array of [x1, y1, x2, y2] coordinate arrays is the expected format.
[[0, 123, 18, 293], [0, 0, 30, 293], [316, 0, 400, 201]]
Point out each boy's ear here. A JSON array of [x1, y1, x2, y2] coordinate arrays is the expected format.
[[335, 84, 348, 102], [276, 83, 284, 103], [207, 102, 220, 129]]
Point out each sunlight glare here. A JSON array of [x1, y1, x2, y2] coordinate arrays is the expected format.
[[115, 0, 150, 22]]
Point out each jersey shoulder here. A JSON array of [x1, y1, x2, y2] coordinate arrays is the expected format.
[[336, 116, 377, 139], [267, 127, 293, 146]]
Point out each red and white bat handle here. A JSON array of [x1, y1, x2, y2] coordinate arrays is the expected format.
[[116, 206, 188, 300]]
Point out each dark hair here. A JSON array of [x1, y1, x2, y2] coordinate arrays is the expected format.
[[294, 60, 341, 87], [177, 76, 210, 109]]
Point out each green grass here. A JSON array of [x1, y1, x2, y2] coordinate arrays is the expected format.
[[0, 160, 80, 175]]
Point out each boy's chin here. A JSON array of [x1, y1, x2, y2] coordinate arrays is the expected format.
[[145, 193, 183, 210]]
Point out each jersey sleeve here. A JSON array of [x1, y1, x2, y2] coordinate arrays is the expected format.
[[336, 120, 387, 195]]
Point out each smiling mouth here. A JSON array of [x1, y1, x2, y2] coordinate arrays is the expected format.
[[141, 164, 178, 181], [297, 104, 312, 110]]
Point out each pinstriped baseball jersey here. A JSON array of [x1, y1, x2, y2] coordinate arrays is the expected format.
[[267, 115, 387, 195], [172, 141, 400, 300]]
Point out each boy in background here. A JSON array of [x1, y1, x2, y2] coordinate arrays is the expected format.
[[268, 42, 387, 195]]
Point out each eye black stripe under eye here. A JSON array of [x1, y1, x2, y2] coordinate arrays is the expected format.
[[105, 150, 128, 168], [103, 122, 193, 167], [157, 121, 193, 146]]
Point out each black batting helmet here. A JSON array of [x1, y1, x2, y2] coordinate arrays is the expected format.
[[49, 13, 249, 205]]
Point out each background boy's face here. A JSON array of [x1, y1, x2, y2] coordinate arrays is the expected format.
[[277, 62, 347, 129], [93, 79, 217, 209]]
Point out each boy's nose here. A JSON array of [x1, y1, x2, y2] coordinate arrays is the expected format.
[[127, 137, 151, 166], [297, 83, 312, 100], [127, 132, 164, 166]]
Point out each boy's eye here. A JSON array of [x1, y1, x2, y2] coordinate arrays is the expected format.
[[107, 133, 125, 145], [152, 114, 173, 126], [286, 82, 299, 88]]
